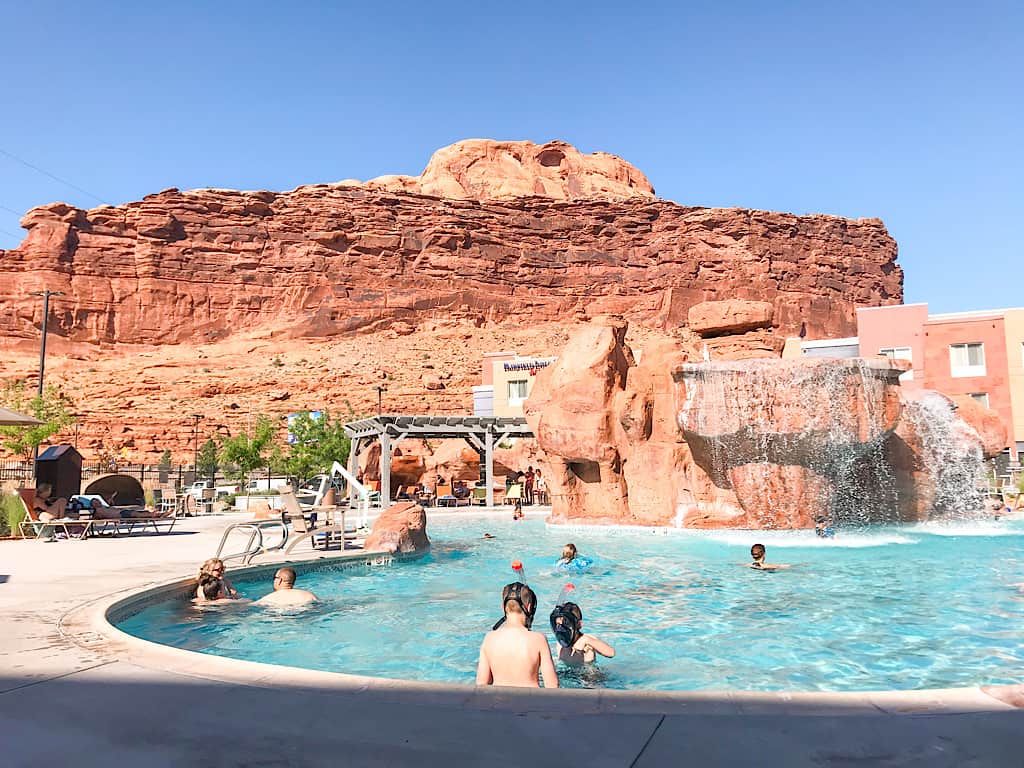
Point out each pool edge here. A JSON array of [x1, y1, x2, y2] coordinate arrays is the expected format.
[[57, 547, 1024, 717]]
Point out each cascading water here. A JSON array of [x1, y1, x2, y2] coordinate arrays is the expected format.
[[674, 356, 990, 528], [898, 392, 985, 517]]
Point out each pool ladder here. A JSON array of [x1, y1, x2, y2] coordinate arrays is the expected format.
[[214, 519, 289, 565]]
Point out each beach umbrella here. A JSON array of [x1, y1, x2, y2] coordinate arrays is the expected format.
[[0, 407, 43, 426]]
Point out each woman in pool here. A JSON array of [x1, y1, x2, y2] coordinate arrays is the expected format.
[[194, 558, 238, 602], [555, 543, 593, 571]]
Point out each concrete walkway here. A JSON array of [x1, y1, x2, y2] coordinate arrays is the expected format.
[[2, 515, 1024, 767]]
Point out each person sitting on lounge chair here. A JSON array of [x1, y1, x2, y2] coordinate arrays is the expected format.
[[33, 483, 68, 522]]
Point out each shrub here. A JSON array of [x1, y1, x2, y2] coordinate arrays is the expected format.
[[1, 492, 25, 537]]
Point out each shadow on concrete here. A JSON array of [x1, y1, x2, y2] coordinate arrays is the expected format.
[[1, 670, 1023, 768]]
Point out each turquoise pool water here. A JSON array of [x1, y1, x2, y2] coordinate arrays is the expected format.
[[117, 514, 1024, 691]]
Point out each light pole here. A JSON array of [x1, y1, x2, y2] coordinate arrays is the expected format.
[[191, 414, 204, 478], [71, 414, 82, 449], [373, 384, 387, 416], [30, 289, 65, 466]]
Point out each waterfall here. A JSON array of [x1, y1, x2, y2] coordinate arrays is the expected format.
[[899, 392, 985, 518]]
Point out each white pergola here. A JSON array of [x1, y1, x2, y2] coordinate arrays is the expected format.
[[343, 415, 533, 507]]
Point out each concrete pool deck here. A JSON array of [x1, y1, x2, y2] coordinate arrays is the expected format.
[[2, 512, 1024, 767]]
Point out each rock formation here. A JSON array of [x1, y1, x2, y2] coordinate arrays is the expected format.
[[363, 501, 429, 554], [527, 316, 1004, 529], [363, 139, 655, 201], [0, 139, 901, 347]]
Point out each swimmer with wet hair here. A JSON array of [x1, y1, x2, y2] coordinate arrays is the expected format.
[[747, 543, 790, 571], [476, 582, 558, 688]]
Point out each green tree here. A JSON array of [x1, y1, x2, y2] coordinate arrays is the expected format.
[[196, 438, 219, 479], [0, 381, 75, 460], [158, 449, 172, 469], [283, 410, 351, 483], [218, 415, 280, 490]]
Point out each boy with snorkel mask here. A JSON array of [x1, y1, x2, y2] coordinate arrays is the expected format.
[[476, 582, 559, 688]]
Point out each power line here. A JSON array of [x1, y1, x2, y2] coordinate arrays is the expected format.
[[0, 147, 110, 206], [0, 226, 21, 239], [0, 204, 23, 216]]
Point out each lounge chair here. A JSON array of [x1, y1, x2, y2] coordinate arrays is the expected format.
[[280, 486, 349, 554], [70, 493, 178, 537], [471, 487, 488, 506], [16, 488, 97, 540]]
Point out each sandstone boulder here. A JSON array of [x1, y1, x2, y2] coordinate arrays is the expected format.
[[368, 139, 655, 202], [687, 300, 774, 336], [363, 501, 429, 554]]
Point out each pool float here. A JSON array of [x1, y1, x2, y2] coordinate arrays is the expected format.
[[555, 555, 593, 572]]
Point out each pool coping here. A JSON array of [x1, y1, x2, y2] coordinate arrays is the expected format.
[[58, 545, 1024, 717]]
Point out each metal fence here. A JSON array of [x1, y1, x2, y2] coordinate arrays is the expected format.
[[0, 460, 208, 490]]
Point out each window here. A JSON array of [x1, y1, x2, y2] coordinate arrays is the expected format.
[[507, 379, 528, 404], [879, 347, 913, 381], [969, 393, 990, 408], [949, 342, 985, 377]]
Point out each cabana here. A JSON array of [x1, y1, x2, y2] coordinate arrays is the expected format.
[[82, 473, 146, 507], [343, 415, 533, 508]]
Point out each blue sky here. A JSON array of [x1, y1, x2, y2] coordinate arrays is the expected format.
[[0, 1, 1020, 313]]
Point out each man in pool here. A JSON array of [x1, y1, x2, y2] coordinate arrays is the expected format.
[[746, 543, 790, 571], [258, 567, 318, 606], [476, 582, 559, 688]]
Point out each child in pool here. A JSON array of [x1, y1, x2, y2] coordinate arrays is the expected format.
[[746, 543, 790, 571], [555, 543, 593, 571], [550, 601, 615, 665]]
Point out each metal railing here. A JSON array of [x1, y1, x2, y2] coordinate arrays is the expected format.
[[214, 519, 289, 565]]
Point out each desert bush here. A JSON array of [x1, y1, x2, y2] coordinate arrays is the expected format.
[[1, 491, 25, 537]]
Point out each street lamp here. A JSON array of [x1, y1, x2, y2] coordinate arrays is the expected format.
[[29, 290, 64, 465], [191, 414, 204, 477], [373, 384, 387, 416]]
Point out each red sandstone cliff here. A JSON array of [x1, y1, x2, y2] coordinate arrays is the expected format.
[[0, 140, 901, 347]]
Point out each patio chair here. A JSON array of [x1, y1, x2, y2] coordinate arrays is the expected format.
[[16, 488, 96, 540], [158, 488, 179, 516], [471, 487, 488, 506], [435, 483, 457, 507]]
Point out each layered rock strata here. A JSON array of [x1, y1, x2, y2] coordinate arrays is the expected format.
[[0, 141, 901, 346]]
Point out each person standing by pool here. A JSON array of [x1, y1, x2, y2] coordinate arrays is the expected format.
[[746, 543, 790, 571], [534, 468, 548, 505], [524, 466, 535, 505], [476, 582, 559, 688], [258, 567, 318, 606]]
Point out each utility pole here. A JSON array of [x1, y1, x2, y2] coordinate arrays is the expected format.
[[374, 384, 387, 416], [191, 414, 204, 478], [29, 289, 65, 467]]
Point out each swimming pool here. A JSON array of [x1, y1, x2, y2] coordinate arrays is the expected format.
[[116, 514, 1024, 692]]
